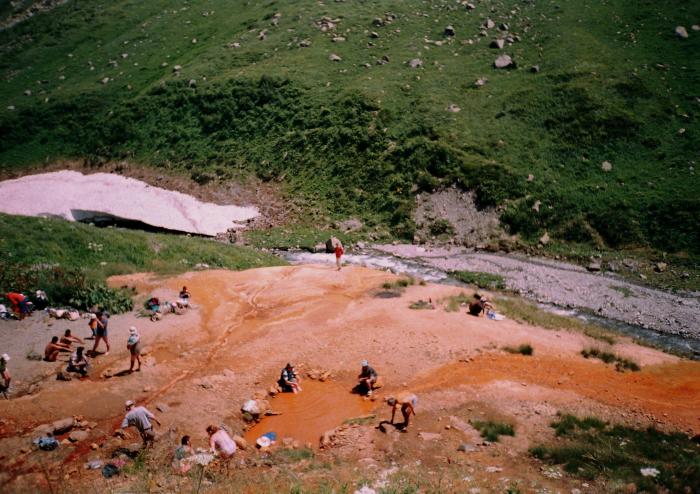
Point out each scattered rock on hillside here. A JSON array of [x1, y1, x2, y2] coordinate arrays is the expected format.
[[329, 53, 342, 62], [490, 39, 505, 49], [370, 31, 380, 38], [173, 65, 182, 72], [52, 417, 75, 435], [69, 430, 89, 442], [100, 77, 109, 84], [337, 218, 363, 232], [539, 232, 550, 245], [493, 54, 514, 69], [418, 432, 441, 441], [458, 442, 477, 452], [587, 261, 602, 272], [447, 104, 461, 113], [532, 200, 541, 212], [409, 58, 423, 68], [444, 25, 456, 37], [531, 65, 540, 73], [692, 25, 700, 31], [601, 161, 613, 172], [298, 39, 311, 47], [465, 3, 476, 10], [654, 262, 667, 273], [259, 30, 267, 40], [675, 26, 689, 39], [188, 79, 196, 87], [474, 77, 488, 87], [527, 173, 535, 182], [483, 19, 495, 29], [376, 55, 390, 65], [317, 16, 340, 31], [332, 36, 346, 43]]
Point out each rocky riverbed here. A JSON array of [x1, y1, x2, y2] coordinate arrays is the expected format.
[[374, 244, 700, 342]]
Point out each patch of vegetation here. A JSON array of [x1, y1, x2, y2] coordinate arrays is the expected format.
[[451, 271, 505, 290], [530, 414, 700, 492], [0, 0, 698, 262], [443, 292, 472, 312], [608, 285, 634, 298], [343, 414, 376, 426], [581, 348, 640, 372], [271, 447, 315, 464], [428, 219, 455, 238], [381, 278, 415, 290], [496, 297, 616, 344], [471, 420, 515, 442], [409, 299, 434, 310], [0, 214, 285, 310], [503, 344, 534, 356]]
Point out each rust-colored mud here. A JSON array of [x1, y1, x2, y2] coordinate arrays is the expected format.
[[419, 355, 700, 433], [245, 380, 373, 446]]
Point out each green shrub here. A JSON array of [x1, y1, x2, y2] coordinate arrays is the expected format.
[[581, 348, 640, 372], [504, 344, 533, 356], [69, 283, 134, 314], [471, 420, 515, 442], [451, 271, 505, 290], [531, 414, 700, 492]]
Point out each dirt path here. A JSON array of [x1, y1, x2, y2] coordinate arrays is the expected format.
[[0, 265, 698, 492], [374, 244, 700, 342]]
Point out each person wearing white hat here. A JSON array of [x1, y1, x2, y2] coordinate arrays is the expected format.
[[122, 400, 160, 446], [357, 360, 378, 396], [127, 326, 142, 373], [0, 353, 10, 397]]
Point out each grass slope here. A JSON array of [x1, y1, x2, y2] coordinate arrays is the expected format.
[[0, 0, 699, 255], [0, 213, 285, 282]]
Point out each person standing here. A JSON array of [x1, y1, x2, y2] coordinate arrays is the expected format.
[[92, 311, 110, 355], [334, 242, 344, 271], [121, 400, 161, 446], [127, 326, 142, 373]]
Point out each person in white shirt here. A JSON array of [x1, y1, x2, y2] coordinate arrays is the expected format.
[[206, 425, 236, 458]]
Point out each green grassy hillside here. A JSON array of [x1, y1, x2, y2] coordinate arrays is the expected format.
[[1, 0, 699, 254], [0, 213, 285, 309]]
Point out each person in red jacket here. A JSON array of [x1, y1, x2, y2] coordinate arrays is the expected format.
[[335, 242, 344, 271], [6, 292, 29, 321]]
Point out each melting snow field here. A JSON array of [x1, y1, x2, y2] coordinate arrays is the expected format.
[[0, 170, 259, 235]]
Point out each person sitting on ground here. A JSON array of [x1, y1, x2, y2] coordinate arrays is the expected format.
[[0, 354, 11, 397], [178, 286, 191, 307], [357, 360, 378, 396], [173, 435, 194, 473], [127, 326, 142, 373], [6, 292, 30, 321], [386, 392, 418, 431], [206, 425, 237, 458], [468, 294, 493, 317], [60, 329, 84, 347], [278, 362, 302, 393], [92, 311, 110, 355], [121, 400, 161, 446], [34, 290, 49, 310], [44, 336, 71, 362], [66, 346, 89, 376]]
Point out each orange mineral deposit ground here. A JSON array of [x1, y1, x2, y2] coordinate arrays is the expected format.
[[0, 264, 698, 492]]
